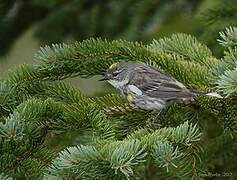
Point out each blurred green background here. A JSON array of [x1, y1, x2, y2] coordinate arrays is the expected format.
[[0, 0, 236, 95]]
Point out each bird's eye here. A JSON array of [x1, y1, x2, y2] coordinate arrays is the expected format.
[[112, 70, 121, 76]]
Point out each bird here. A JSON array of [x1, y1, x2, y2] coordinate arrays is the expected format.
[[100, 61, 222, 110]]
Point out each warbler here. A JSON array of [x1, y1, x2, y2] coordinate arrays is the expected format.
[[100, 61, 222, 110]]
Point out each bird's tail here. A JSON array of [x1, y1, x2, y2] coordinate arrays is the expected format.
[[190, 90, 223, 98], [205, 92, 223, 98]]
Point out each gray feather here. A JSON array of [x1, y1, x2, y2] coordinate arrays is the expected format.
[[128, 65, 194, 101]]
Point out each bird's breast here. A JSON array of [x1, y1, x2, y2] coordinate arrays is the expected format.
[[108, 79, 129, 90]]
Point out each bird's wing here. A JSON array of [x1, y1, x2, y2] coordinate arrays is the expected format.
[[128, 65, 193, 100]]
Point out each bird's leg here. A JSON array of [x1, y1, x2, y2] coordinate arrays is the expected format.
[[155, 106, 170, 121]]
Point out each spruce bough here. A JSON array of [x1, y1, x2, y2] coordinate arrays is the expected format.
[[0, 27, 237, 179]]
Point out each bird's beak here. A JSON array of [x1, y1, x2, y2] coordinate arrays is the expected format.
[[99, 71, 109, 81], [99, 77, 109, 81]]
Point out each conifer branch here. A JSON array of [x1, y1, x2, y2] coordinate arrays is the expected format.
[[149, 33, 218, 68], [212, 27, 237, 95], [32, 38, 215, 90], [218, 27, 237, 48], [45, 121, 202, 179]]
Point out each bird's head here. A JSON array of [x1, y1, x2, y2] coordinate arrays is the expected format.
[[99, 62, 132, 82]]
